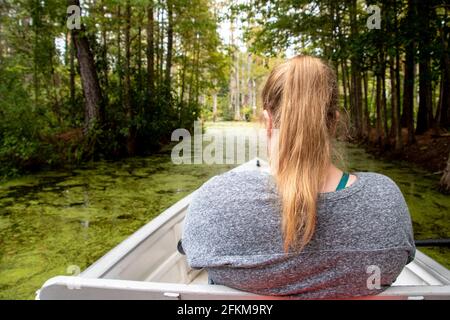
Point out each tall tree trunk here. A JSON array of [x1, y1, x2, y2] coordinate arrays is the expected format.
[[234, 51, 241, 120], [137, 25, 143, 96], [416, 57, 433, 134], [68, 0, 103, 134], [212, 91, 218, 122], [124, 1, 135, 155], [165, 0, 173, 95], [390, 57, 400, 149], [69, 32, 76, 112], [146, 3, 155, 105], [229, 20, 235, 112], [188, 36, 200, 105], [376, 73, 382, 145], [349, 0, 363, 137], [416, 0, 433, 134], [247, 53, 252, 109], [363, 71, 370, 137], [32, 0, 40, 110], [402, 45, 416, 144], [382, 64, 389, 142], [157, 6, 164, 87], [179, 49, 188, 104], [117, 5, 123, 106], [402, 0, 416, 144], [194, 37, 201, 105], [0, 9, 3, 60], [438, 9, 450, 129], [252, 78, 257, 116], [394, 0, 402, 150], [341, 60, 348, 111], [100, 0, 109, 94]]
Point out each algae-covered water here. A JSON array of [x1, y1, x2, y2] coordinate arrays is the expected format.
[[0, 122, 449, 299]]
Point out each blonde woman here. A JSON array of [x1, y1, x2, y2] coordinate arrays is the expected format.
[[182, 55, 415, 299]]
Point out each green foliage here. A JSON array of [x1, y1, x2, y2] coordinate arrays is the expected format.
[[0, 0, 228, 177]]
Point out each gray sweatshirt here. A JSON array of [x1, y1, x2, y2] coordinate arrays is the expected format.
[[182, 168, 415, 299]]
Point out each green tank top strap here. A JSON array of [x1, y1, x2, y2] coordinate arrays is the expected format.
[[336, 172, 350, 191]]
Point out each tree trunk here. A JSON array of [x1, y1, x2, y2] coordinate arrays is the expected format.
[[69, 32, 76, 111], [402, 45, 416, 144], [0, 9, 3, 60], [394, 1, 402, 150], [156, 6, 164, 87], [390, 56, 401, 150], [416, 0, 433, 134], [247, 53, 252, 109], [382, 64, 389, 142], [438, 11, 450, 129], [341, 60, 348, 111], [146, 3, 155, 104], [124, 1, 135, 155], [252, 78, 257, 116], [194, 37, 201, 105], [440, 151, 450, 193], [117, 5, 123, 106], [100, 0, 109, 94], [229, 20, 235, 112], [376, 73, 382, 145], [349, 0, 363, 137], [402, 0, 416, 144], [212, 91, 218, 122], [137, 25, 143, 96], [165, 0, 173, 94], [234, 51, 241, 120], [416, 57, 433, 134], [179, 50, 188, 104], [68, 0, 103, 134], [363, 71, 370, 137]]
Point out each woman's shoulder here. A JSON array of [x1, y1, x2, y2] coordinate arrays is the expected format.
[[188, 169, 277, 216], [354, 171, 406, 204], [197, 169, 274, 195], [356, 172, 401, 190]]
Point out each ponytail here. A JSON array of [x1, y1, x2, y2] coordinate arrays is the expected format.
[[262, 56, 339, 251]]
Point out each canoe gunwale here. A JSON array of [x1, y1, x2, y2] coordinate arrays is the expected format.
[[36, 276, 450, 300], [81, 194, 193, 279]]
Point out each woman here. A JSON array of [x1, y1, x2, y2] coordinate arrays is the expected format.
[[182, 55, 415, 299]]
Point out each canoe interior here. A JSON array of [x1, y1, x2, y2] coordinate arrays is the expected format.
[[37, 159, 450, 300]]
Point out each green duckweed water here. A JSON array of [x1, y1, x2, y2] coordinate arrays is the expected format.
[[0, 122, 449, 299]]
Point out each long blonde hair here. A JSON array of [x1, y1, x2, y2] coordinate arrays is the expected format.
[[262, 55, 339, 252]]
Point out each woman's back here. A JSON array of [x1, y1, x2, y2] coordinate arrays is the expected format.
[[182, 169, 415, 299]]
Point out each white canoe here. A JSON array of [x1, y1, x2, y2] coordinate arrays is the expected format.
[[36, 159, 450, 300]]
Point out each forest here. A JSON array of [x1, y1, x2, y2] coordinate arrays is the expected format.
[[0, 0, 449, 191], [0, 0, 228, 175], [0, 0, 450, 300]]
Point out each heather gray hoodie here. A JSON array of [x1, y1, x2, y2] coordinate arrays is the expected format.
[[182, 167, 415, 299]]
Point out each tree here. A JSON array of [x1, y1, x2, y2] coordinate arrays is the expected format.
[[123, 1, 135, 155], [165, 0, 174, 94], [440, 151, 450, 193], [401, 0, 417, 144], [67, 0, 103, 134], [415, 0, 434, 134], [147, 2, 155, 105]]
